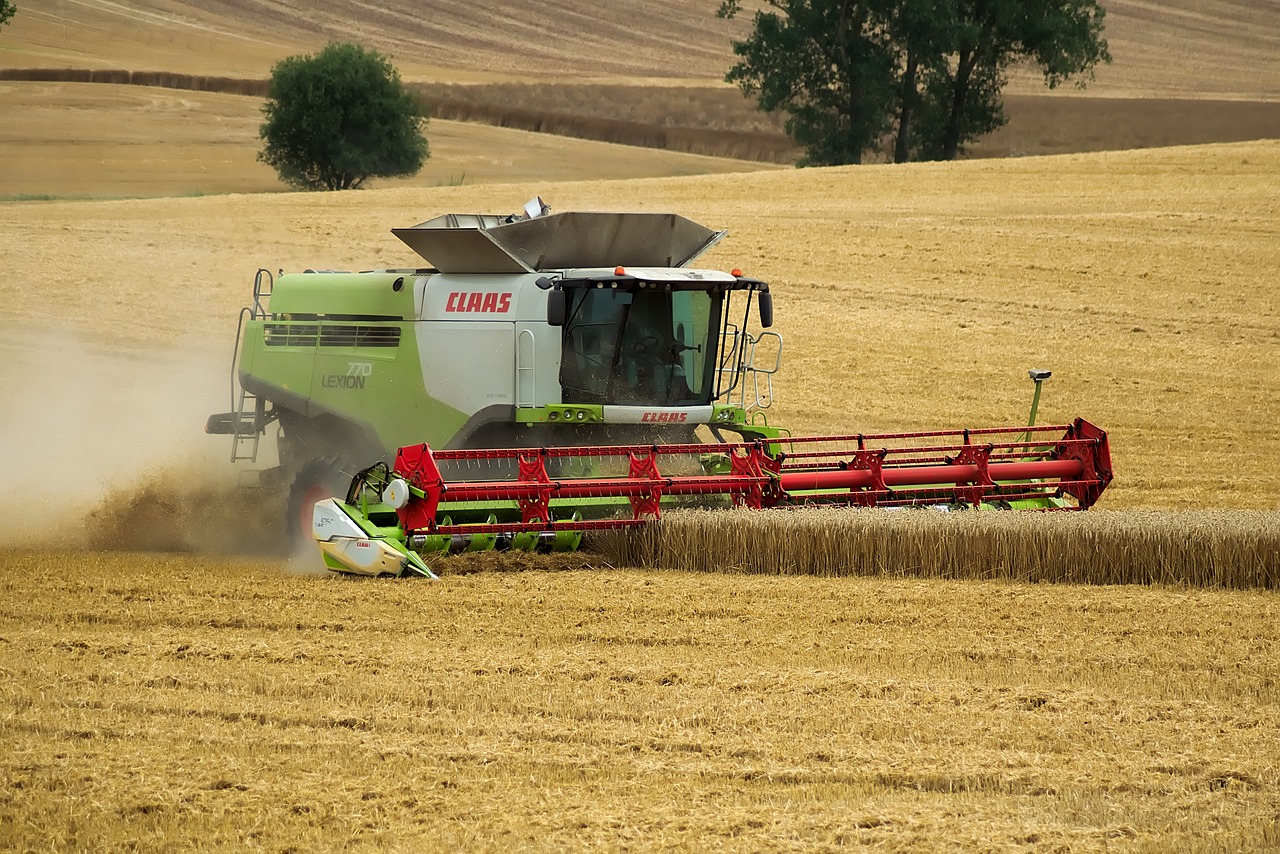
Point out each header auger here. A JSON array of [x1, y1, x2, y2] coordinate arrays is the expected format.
[[313, 418, 1112, 577]]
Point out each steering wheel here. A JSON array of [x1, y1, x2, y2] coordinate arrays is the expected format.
[[631, 334, 662, 357]]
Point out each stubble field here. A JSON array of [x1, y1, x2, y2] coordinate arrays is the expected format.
[[0, 82, 777, 199], [4, 141, 1276, 508], [5, 0, 1277, 98], [2, 140, 1278, 850], [2, 552, 1278, 851], [2, 1, 1279, 849]]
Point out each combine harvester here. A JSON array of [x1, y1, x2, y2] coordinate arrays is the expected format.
[[208, 201, 1112, 578]]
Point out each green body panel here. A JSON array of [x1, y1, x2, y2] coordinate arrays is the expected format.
[[515, 403, 605, 425], [240, 318, 471, 452], [242, 271, 472, 452], [268, 272, 419, 318]]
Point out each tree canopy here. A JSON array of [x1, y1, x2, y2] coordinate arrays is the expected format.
[[1, 2, 16, 31], [719, 0, 1110, 165], [258, 42, 429, 191], [722, 1, 896, 165]]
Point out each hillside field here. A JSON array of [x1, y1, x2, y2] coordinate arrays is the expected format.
[[1, 1, 1278, 850], [2, 0, 1278, 198], [0, 82, 777, 199], [1, 144, 1277, 850], [3, 79, 1277, 200], [3, 142, 1276, 512], [4, 0, 1278, 99]]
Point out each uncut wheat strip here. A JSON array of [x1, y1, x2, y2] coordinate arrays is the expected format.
[[590, 509, 1280, 589]]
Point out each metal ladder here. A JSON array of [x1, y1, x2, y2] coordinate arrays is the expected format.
[[228, 269, 273, 463], [715, 328, 783, 413]]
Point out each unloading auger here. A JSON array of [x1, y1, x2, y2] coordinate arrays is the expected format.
[[312, 418, 1112, 577]]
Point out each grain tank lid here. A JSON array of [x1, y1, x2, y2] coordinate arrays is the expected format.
[[391, 211, 727, 274]]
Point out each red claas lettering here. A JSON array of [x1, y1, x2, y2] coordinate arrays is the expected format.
[[445, 292, 513, 313]]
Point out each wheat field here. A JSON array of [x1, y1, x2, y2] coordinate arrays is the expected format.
[[2, 141, 1279, 849], [4, 141, 1276, 510], [596, 508, 1280, 588], [2, 1, 1280, 850]]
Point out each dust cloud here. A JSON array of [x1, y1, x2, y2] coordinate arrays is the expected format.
[[0, 328, 286, 555]]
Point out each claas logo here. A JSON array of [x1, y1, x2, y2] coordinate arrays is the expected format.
[[446, 292, 512, 313], [641, 412, 688, 423]]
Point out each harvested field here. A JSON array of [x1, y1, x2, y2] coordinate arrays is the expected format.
[[398, 83, 1280, 163], [7, 141, 1275, 508], [5, 71, 1280, 171], [2, 551, 1278, 850], [0, 82, 776, 199], [3, 0, 1277, 99], [2, 0, 1278, 181], [1, 3, 1279, 848]]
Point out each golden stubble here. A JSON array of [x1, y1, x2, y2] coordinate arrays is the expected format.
[[0, 82, 780, 199], [3, 0, 1277, 97], [3, 141, 1276, 510], [2, 552, 1278, 851]]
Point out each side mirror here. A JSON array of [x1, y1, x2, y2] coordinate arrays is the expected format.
[[758, 289, 774, 329], [547, 288, 566, 326]]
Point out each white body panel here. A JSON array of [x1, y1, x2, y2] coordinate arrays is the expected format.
[[602, 405, 715, 425], [414, 272, 548, 323], [515, 321, 562, 407], [412, 272, 563, 410], [416, 320, 516, 413], [313, 499, 407, 576]]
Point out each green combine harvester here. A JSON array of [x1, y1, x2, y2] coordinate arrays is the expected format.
[[209, 201, 1112, 576]]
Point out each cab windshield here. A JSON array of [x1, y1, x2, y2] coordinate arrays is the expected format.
[[560, 287, 718, 406]]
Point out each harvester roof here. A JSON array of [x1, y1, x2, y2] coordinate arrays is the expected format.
[[392, 211, 726, 275]]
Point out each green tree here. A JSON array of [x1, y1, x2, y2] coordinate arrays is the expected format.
[[910, 0, 1111, 161], [719, 0, 1109, 165], [259, 42, 428, 191], [1, 2, 16, 31], [911, 50, 1008, 160], [718, 0, 897, 166]]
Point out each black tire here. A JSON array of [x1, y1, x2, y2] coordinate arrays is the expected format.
[[286, 457, 351, 546]]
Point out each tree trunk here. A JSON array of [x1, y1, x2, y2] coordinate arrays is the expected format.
[[835, 0, 870, 165], [894, 49, 919, 163], [942, 48, 977, 161]]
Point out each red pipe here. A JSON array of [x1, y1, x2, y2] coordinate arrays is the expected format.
[[777, 458, 1084, 492], [433, 458, 1085, 504], [434, 474, 770, 503]]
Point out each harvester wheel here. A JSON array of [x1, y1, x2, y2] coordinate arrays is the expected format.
[[286, 457, 350, 546]]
